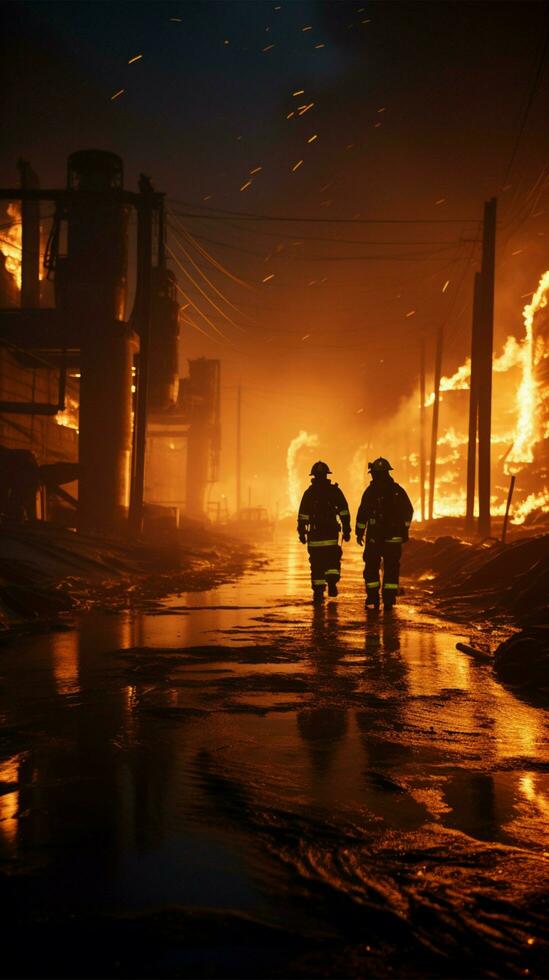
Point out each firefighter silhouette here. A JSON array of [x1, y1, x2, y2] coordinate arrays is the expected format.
[[297, 461, 351, 603], [355, 457, 413, 609]]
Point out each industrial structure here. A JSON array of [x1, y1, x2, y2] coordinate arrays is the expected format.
[[0, 151, 220, 533]]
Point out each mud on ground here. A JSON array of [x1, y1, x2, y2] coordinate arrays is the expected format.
[[0, 519, 257, 632]]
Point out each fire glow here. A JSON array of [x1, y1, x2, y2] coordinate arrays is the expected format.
[[506, 270, 549, 474], [0, 205, 74, 432], [420, 268, 549, 521], [287, 430, 318, 512], [1, 202, 22, 289]]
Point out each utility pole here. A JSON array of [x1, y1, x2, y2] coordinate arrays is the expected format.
[[465, 272, 482, 531], [419, 338, 426, 522], [477, 198, 497, 538], [236, 383, 242, 516], [129, 176, 154, 535], [428, 325, 443, 521]]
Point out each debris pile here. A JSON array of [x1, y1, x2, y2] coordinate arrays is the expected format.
[[403, 533, 549, 626], [493, 625, 549, 693], [403, 534, 549, 694], [0, 520, 251, 631]]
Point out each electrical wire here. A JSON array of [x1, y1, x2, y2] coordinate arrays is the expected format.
[[168, 197, 479, 225], [168, 218, 253, 325], [170, 273, 233, 344], [502, 20, 549, 188], [169, 214, 257, 290], [166, 242, 246, 334], [178, 311, 226, 346], [441, 232, 482, 356], [182, 232, 466, 263], [174, 212, 473, 248]]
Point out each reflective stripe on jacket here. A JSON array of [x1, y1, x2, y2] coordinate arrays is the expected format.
[[297, 480, 351, 540], [355, 478, 413, 542]]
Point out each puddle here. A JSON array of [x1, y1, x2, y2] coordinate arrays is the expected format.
[[0, 535, 547, 976]]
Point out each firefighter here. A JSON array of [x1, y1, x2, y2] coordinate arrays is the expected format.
[[297, 461, 351, 603], [355, 457, 413, 610]]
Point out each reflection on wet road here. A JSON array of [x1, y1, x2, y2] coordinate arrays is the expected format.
[[1, 536, 548, 977]]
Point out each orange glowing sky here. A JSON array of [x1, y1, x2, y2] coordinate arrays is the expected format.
[[1, 1, 548, 519]]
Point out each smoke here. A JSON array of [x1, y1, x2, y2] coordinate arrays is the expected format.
[[348, 442, 372, 504], [286, 430, 319, 513]]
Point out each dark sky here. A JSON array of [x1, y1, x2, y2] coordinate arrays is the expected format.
[[2, 1, 548, 508]]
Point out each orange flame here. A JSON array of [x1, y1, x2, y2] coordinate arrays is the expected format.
[[506, 269, 549, 474], [0, 203, 22, 289], [511, 489, 549, 524], [425, 359, 470, 406], [55, 394, 79, 432], [493, 334, 523, 373]]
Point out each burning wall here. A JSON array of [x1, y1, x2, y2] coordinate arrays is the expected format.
[[397, 269, 549, 524], [0, 204, 79, 466]]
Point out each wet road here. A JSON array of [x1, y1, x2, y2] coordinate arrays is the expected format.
[[1, 536, 548, 977]]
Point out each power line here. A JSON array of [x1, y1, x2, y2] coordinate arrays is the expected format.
[[503, 19, 549, 187], [174, 212, 473, 248], [179, 311, 226, 346], [169, 270, 233, 344], [171, 225, 469, 265], [166, 243, 244, 336], [168, 197, 479, 225], [170, 215, 257, 290], [168, 220, 250, 330]]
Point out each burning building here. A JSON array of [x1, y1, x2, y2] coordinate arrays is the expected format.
[[0, 152, 221, 532]]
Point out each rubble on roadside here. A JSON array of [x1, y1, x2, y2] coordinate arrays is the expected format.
[[402, 533, 549, 693], [0, 519, 253, 632], [403, 533, 549, 624]]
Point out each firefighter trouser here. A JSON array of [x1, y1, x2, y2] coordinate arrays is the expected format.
[[363, 539, 402, 602], [308, 538, 342, 591]]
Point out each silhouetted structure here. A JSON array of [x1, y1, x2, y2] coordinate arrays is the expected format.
[[0, 152, 221, 531]]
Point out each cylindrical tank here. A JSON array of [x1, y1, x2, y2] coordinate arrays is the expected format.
[[64, 150, 133, 533], [148, 268, 180, 411], [66, 150, 128, 323]]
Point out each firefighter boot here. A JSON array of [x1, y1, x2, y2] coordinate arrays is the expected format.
[[365, 588, 380, 610], [327, 580, 338, 597], [313, 585, 325, 604], [383, 589, 397, 610]]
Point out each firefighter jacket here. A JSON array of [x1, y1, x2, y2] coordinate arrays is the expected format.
[[355, 477, 413, 544], [297, 480, 351, 541]]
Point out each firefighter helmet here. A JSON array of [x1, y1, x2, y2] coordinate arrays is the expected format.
[[368, 457, 393, 473], [310, 460, 332, 477]]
